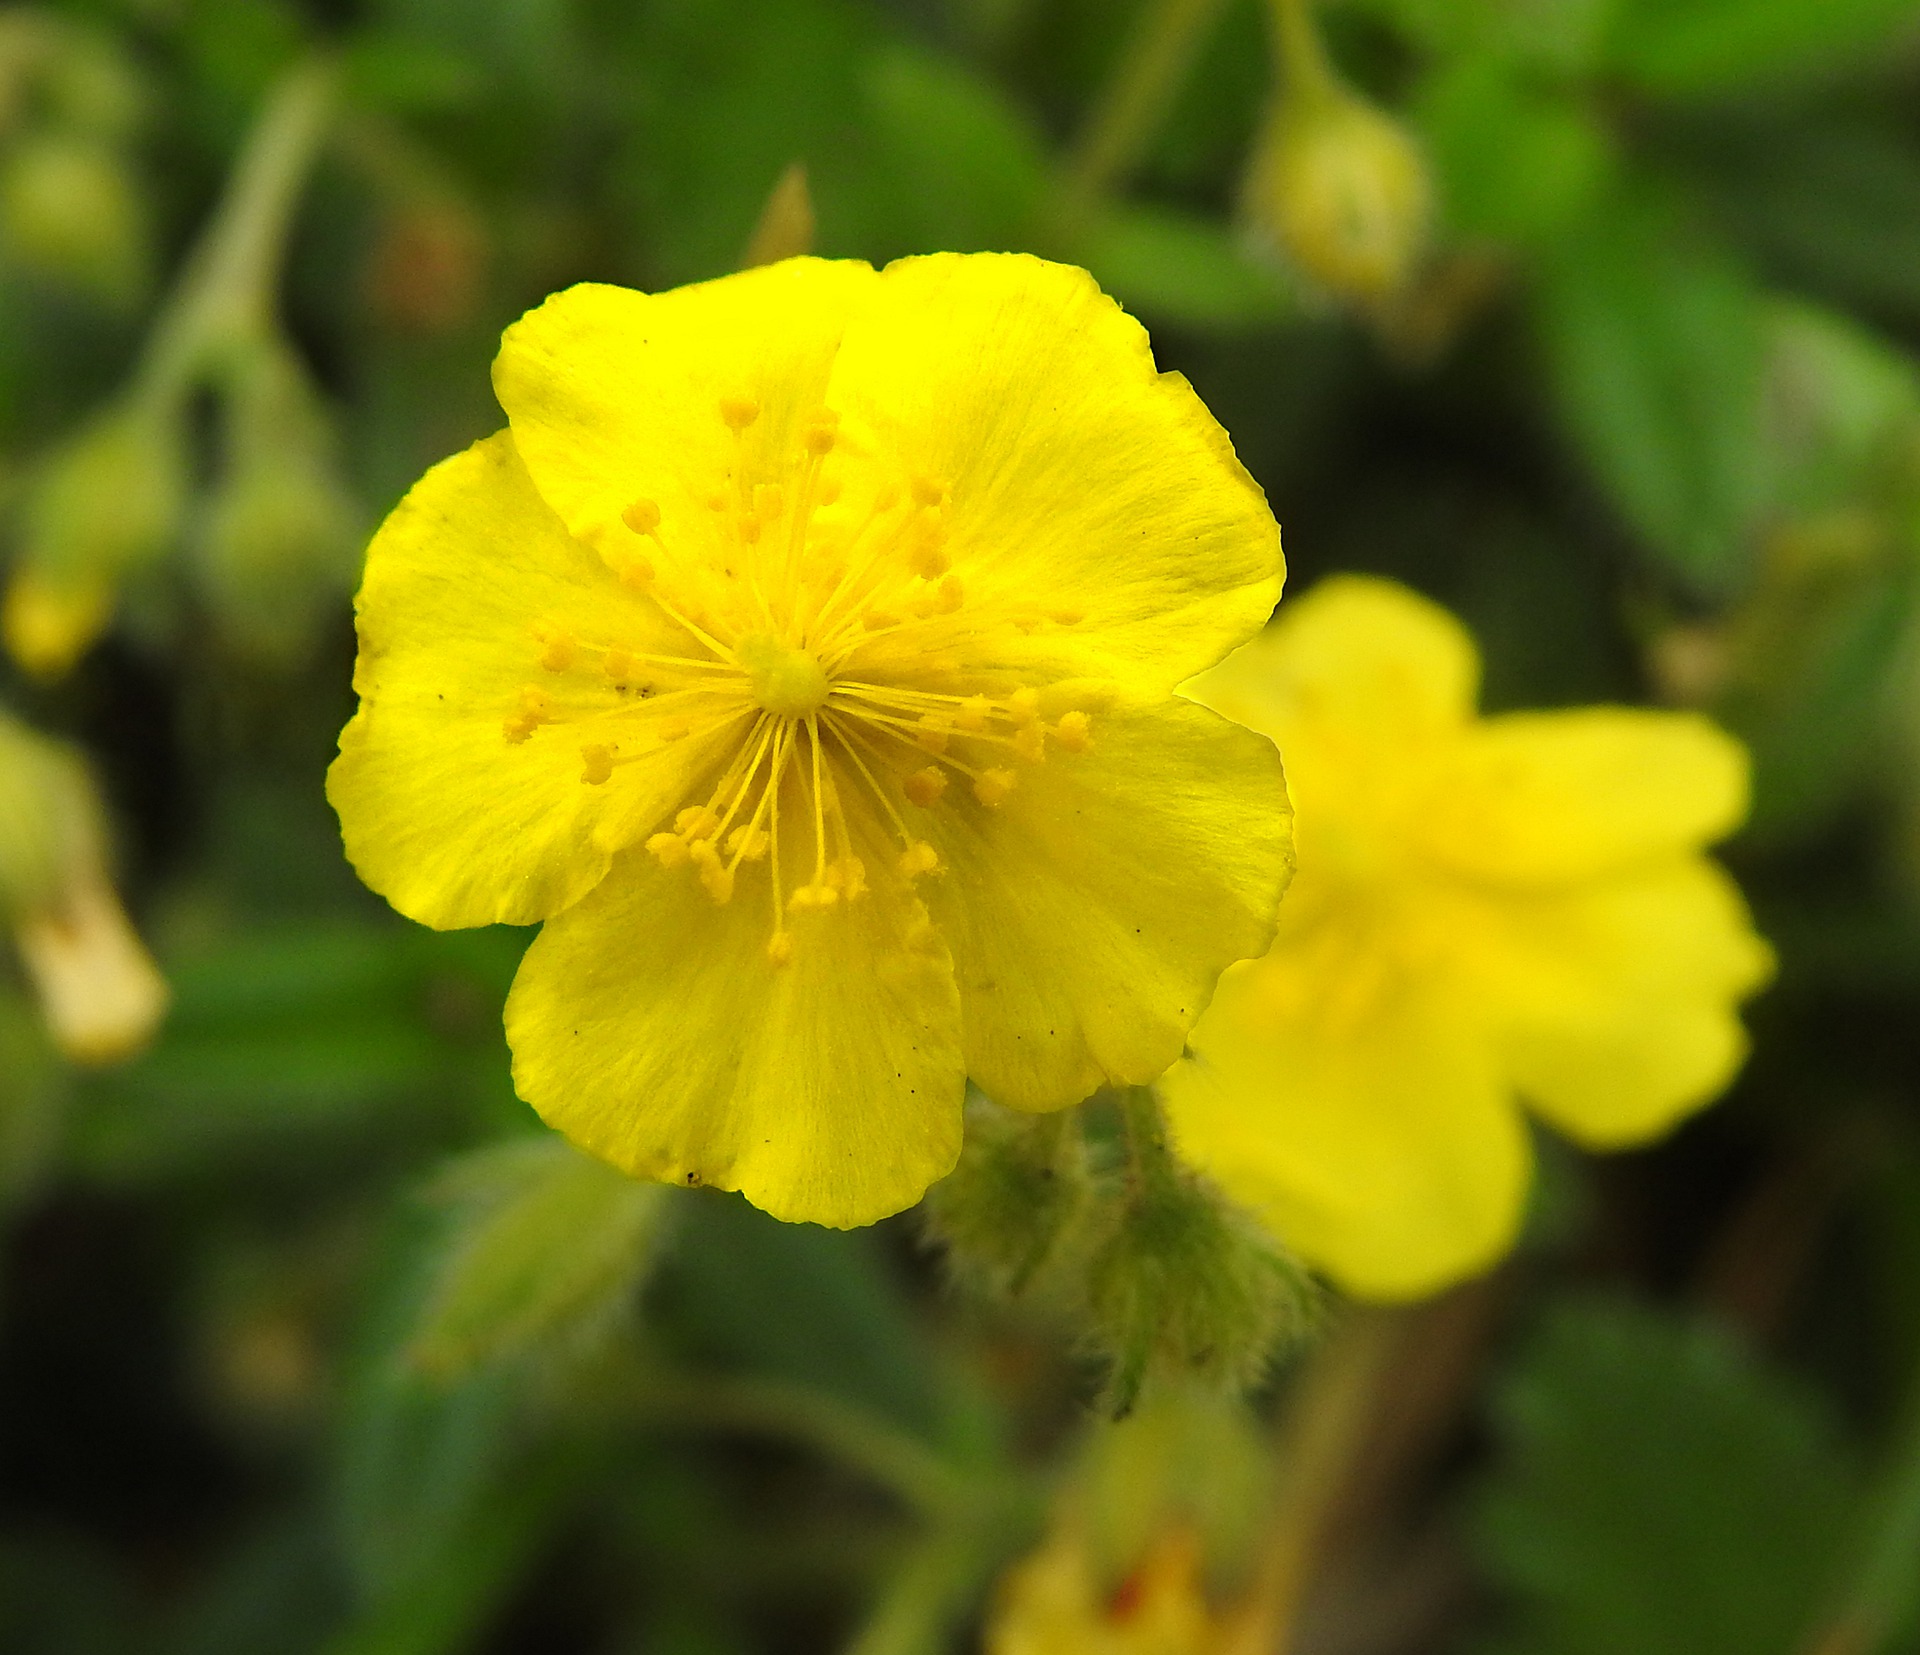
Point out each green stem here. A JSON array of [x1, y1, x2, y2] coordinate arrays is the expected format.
[[1268, 0, 1336, 99], [1061, 0, 1233, 207], [136, 54, 338, 400], [1120, 1083, 1179, 1187], [630, 1371, 970, 1518], [1801, 1380, 1920, 1655]]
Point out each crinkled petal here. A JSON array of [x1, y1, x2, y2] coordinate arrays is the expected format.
[[492, 258, 880, 558], [328, 433, 730, 929], [922, 697, 1292, 1111], [825, 253, 1283, 691], [504, 838, 965, 1228], [1163, 957, 1530, 1302], [1186, 573, 1478, 747], [1418, 709, 1750, 885], [1475, 859, 1774, 1147]]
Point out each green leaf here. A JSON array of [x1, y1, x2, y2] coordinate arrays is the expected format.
[[0, 990, 68, 1213], [1077, 203, 1293, 327], [407, 1136, 674, 1381], [1604, 0, 1920, 96], [1535, 197, 1770, 593], [1368, 0, 1622, 75], [1416, 62, 1615, 247], [1470, 1296, 1857, 1655]]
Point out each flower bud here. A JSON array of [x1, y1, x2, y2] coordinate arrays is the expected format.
[[0, 132, 148, 303], [1087, 1091, 1317, 1416], [198, 337, 362, 664], [0, 714, 166, 1065], [1245, 88, 1432, 309], [923, 1094, 1093, 1297], [5, 398, 188, 678], [1244, 0, 1431, 310]]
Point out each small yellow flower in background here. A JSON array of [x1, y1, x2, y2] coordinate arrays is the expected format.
[[328, 252, 1290, 1229], [0, 712, 168, 1064], [986, 1390, 1276, 1655], [1162, 576, 1773, 1301]]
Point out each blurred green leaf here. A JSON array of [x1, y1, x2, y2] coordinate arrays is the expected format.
[[861, 43, 1048, 255], [1604, 0, 1920, 96], [1536, 197, 1769, 592], [408, 1136, 673, 1380], [0, 988, 68, 1212], [1079, 202, 1293, 326], [1417, 62, 1615, 246], [1370, 0, 1622, 74], [1471, 1295, 1856, 1655], [653, 1192, 939, 1436]]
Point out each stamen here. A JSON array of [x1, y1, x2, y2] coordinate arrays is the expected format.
[[580, 744, 614, 784], [904, 766, 946, 807], [719, 396, 760, 430], [973, 768, 1016, 807], [1055, 710, 1093, 752], [622, 497, 662, 535], [540, 632, 576, 672]]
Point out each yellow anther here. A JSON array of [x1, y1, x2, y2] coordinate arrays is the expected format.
[[790, 883, 839, 910], [874, 485, 901, 512], [1012, 725, 1046, 764], [647, 831, 690, 867], [973, 768, 1017, 807], [911, 475, 947, 508], [904, 766, 947, 807], [766, 931, 794, 967], [657, 719, 692, 742], [862, 609, 900, 632], [719, 396, 760, 430], [818, 477, 844, 506], [829, 857, 868, 900], [914, 716, 950, 754], [540, 633, 576, 672], [1049, 606, 1086, 626], [955, 695, 990, 732], [689, 840, 733, 903], [619, 556, 655, 591], [898, 840, 941, 878], [514, 685, 551, 720], [908, 530, 950, 580], [1054, 710, 1093, 752], [754, 483, 785, 519], [706, 491, 729, 512], [933, 574, 964, 614], [726, 824, 769, 861], [1008, 687, 1040, 723], [604, 648, 634, 681], [502, 713, 536, 745], [580, 743, 614, 785], [803, 423, 837, 456], [676, 806, 719, 838], [739, 515, 762, 545], [622, 497, 662, 535]]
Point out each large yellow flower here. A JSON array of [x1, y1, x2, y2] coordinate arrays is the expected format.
[[328, 253, 1290, 1228], [1162, 576, 1772, 1300]]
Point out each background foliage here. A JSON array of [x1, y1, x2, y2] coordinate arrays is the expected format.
[[4, 0, 1920, 1650]]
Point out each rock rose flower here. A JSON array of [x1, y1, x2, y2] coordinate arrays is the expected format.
[[1162, 576, 1772, 1299], [328, 253, 1291, 1227]]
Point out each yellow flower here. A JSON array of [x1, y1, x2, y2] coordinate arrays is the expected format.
[[327, 253, 1289, 1228], [1162, 576, 1773, 1301]]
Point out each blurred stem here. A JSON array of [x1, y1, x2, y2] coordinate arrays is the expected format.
[[631, 1371, 972, 1518], [1248, 1306, 1405, 1649], [1120, 1083, 1178, 1188], [1060, 0, 1232, 210], [1801, 1376, 1920, 1655], [840, 1508, 1024, 1655], [1268, 0, 1336, 99], [138, 53, 338, 398]]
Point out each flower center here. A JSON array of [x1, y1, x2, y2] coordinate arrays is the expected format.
[[738, 632, 829, 717]]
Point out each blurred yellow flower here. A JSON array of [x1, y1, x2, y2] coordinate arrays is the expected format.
[[328, 253, 1290, 1228], [0, 712, 167, 1064], [1163, 576, 1773, 1301]]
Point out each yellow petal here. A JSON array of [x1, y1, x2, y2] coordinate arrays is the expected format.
[[826, 253, 1283, 691], [1163, 957, 1530, 1303], [15, 874, 168, 1065], [925, 698, 1292, 1111], [504, 839, 965, 1228], [492, 257, 880, 558], [328, 432, 731, 929], [1475, 858, 1774, 1147], [1185, 573, 1477, 748], [1418, 709, 1751, 885]]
